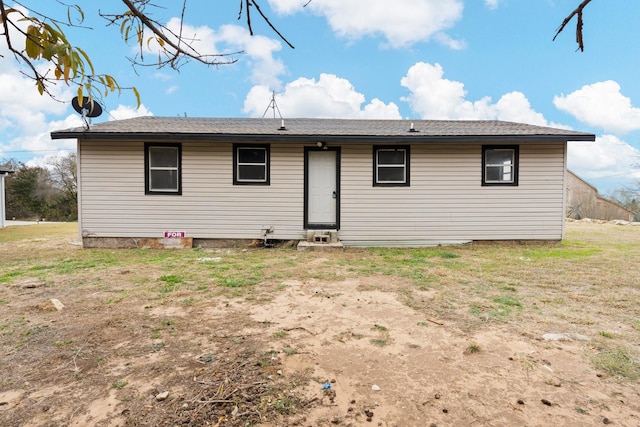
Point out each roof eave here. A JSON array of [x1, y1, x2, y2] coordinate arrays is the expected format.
[[51, 131, 596, 143]]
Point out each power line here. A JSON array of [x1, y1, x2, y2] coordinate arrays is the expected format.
[[1, 149, 76, 154]]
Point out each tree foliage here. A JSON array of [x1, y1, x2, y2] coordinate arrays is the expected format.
[[0, 1, 292, 105], [2, 154, 78, 221], [608, 187, 640, 222], [47, 152, 77, 205]]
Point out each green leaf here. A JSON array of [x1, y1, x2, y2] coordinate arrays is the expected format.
[[25, 25, 42, 59], [75, 47, 94, 75], [132, 87, 141, 108], [42, 43, 57, 61], [105, 75, 116, 92]]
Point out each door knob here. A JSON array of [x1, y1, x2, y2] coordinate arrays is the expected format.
[[332, 191, 337, 199]]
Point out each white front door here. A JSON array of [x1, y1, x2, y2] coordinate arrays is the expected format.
[[306, 149, 338, 228]]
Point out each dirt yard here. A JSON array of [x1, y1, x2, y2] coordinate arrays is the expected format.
[[1, 221, 639, 426]]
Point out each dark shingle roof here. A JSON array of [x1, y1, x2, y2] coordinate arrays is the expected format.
[[0, 169, 15, 174], [51, 116, 595, 143]]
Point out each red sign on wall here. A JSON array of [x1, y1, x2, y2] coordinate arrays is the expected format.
[[164, 231, 186, 238]]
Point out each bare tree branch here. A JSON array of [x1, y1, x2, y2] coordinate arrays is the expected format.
[[106, 0, 240, 70], [0, 0, 297, 102], [247, 0, 294, 49], [553, 0, 593, 51]]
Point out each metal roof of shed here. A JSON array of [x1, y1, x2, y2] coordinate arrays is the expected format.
[[51, 117, 596, 143]]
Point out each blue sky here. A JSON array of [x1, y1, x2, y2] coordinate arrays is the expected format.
[[1, 0, 640, 194]]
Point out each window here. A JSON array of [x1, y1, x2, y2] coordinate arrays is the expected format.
[[233, 144, 270, 185], [482, 145, 519, 186], [145, 143, 181, 195], [373, 146, 410, 186]]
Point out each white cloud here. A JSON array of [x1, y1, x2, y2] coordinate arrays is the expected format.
[[433, 33, 467, 50], [0, 5, 86, 161], [107, 104, 154, 121], [0, 63, 77, 160], [148, 19, 285, 89], [568, 134, 640, 190], [269, 0, 465, 48], [484, 0, 500, 10], [215, 25, 285, 88], [243, 74, 401, 119], [493, 92, 548, 126], [400, 62, 547, 125], [267, 0, 308, 14], [7, 114, 82, 163], [554, 81, 640, 134], [0, 67, 72, 138], [25, 150, 75, 169]]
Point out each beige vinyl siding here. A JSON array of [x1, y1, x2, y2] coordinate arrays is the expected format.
[[79, 139, 305, 240], [339, 142, 566, 242], [79, 138, 566, 243]]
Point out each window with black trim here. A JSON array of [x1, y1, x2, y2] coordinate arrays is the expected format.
[[145, 143, 181, 195], [482, 145, 519, 186], [233, 144, 270, 185], [373, 145, 410, 186]]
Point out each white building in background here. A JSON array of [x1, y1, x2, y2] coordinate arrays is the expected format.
[[0, 168, 14, 228]]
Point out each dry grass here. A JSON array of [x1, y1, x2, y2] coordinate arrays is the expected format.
[[2, 221, 639, 344], [1, 220, 639, 425]]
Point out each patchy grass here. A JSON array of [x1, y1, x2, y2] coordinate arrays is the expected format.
[[2, 221, 640, 408], [464, 343, 481, 355], [0, 222, 76, 243], [112, 379, 128, 389], [591, 344, 640, 380]]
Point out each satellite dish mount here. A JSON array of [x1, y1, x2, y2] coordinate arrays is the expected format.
[[71, 96, 103, 129]]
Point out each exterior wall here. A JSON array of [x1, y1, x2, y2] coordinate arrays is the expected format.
[[340, 142, 566, 243], [566, 171, 634, 221], [78, 139, 304, 241], [78, 139, 567, 244]]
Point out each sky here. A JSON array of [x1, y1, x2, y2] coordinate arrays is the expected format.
[[1, 0, 640, 195]]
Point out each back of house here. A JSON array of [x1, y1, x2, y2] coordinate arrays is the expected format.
[[51, 117, 595, 248]]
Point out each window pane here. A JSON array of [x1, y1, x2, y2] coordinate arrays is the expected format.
[[150, 170, 178, 191], [378, 166, 405, 182], [150, 147, 178, 167], [486, 149, 513, 166], [238, 148, 266, 163], [486, 166, 513, 183], [485, 148, 515, 183], [378, 150, 405, 165], [485, 166, 501, 182], [238, 165, 266, 181]]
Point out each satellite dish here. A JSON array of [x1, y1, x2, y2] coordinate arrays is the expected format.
[[71, 96, 103, 118]]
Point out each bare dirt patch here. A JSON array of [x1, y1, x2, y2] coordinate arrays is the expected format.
[[1, 221, 639, 426]]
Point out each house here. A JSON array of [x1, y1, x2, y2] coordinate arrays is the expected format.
[[51, 117, 595, 248], [0, 168, 14, 228], [566, 170, 635, 221]]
